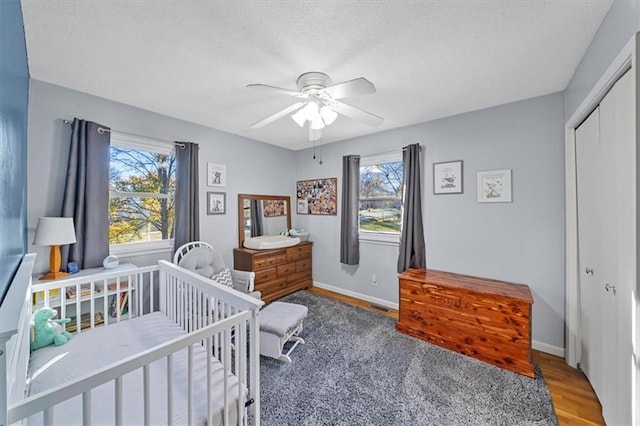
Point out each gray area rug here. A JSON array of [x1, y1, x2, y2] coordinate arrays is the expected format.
[[259, 290, 557, 426]]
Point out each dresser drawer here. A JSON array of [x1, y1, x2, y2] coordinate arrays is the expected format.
[[296, 258, 311, 272], [233, 242, 312, 303], [287, 244, 312, 261], [254, 267, 277, 283], [255, 277, 288, 294], [252, 252, 286, 269], [287, 270, 311, 284], [276, 262, 297, 276]]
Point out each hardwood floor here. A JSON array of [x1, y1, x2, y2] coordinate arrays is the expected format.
[[307, 286, 605, 425]]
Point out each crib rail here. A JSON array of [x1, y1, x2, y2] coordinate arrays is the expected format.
[[7, 311, 251, 425], [158, 260, 263, 423], [2, 259, 262, 426]]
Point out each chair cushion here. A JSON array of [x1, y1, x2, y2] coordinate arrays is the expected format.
[[178, 246, 217, 278], [211, 268, 233, 288], [260, 302, 308, 338]]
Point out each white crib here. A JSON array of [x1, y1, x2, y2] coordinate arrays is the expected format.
[[0, 255, 263, 426]]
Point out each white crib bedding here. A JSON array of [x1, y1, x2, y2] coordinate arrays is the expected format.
[[27, 312, 246, 426]]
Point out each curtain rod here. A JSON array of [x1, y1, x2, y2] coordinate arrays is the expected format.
[[63, 119, 186, 148], [356, 144, 423, 159]]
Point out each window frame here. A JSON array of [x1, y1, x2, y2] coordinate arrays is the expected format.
[[109, 132, 176, 256], [358, 151, 403, 245]]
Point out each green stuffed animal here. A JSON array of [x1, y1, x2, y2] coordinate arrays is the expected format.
[[31, 307, 72, 351]]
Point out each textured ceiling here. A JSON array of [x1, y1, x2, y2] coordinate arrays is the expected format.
[[21, 1, 612, 151]]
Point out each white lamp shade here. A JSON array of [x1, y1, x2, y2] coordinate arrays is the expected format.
[[310, 116, 325, 130], [291, 109, 307, 127], [33, 217, 77, 246], [301, 102, 319, 121], [320, 106, 338, 126]]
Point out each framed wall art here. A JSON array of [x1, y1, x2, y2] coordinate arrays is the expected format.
[[296, 177, 338, 215], [433, 160, 463, 194], [207, 191, 226, 214], [477, 169, 512, 203], [207, 163, 226, 187], [262, 199, 286, 217]]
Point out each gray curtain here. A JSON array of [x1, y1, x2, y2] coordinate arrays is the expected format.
[[340, 155, 360, 265], [174, 142, 200, 251], [61, 118, 110, 270], [250, 200, 263, 237], [397, 144, 426, 273]]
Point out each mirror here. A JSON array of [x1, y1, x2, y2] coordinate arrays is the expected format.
[[237, 194, 292, 248]]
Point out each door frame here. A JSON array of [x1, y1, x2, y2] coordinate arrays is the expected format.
[[564, 33, 638, 368]]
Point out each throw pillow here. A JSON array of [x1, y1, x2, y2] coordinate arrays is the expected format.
[[211, 268, 233, 288]]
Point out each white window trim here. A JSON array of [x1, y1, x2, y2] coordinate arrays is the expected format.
[[359, 151, 404, 243], [359, 230, 400, 246], [109, 132, 176, 255], [110, 239, 174, 257], [111, 131, 174, 156]]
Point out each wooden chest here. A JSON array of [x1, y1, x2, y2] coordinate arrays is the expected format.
[[396, 268, 534, 377], [233, 241, 313, 304]]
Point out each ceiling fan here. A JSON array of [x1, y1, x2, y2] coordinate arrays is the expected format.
[[247, 72, 383, 141]]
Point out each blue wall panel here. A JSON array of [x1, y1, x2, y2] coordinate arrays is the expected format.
[[0, 0, 29, 304]]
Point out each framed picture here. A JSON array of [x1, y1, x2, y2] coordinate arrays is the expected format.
[[477, 169, 512, 203], [207, 191, 226, 214], [262, 200, 286, 217], [296, 177, 338, 215], [207, 163, 226, 187], [433, 160, 463, 194]]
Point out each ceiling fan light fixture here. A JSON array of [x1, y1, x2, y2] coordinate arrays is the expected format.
[[301, 102, 319, 121], [320, 105, 338, 126], [291, 109, 307, 127], [310, 115, 325, 130]]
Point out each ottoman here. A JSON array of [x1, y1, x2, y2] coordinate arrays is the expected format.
[[259, 301, 308, 363]]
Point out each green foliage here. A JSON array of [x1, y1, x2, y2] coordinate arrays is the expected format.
[[109, 147, 176, 244]]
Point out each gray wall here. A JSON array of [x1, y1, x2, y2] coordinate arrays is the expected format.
[[0, 0, 29, 304], [565, 0, 640, 119], [27, 80, 296, 273], [295, 92, 566, 350]]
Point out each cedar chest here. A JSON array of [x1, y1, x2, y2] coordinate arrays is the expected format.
[[396, 268, 534, 377]]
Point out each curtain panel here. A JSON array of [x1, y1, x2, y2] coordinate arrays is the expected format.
[[340, 155, 360, 265], [174, 142, 200, 251], [397, 143, 426, 273], [61, 118, 110, 270]]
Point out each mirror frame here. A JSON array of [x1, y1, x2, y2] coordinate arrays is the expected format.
[[237, 193, 292, 248]]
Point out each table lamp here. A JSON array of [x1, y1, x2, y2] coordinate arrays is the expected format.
[[33, 217, 77, 280]]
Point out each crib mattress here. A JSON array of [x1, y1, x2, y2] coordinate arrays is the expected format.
[[27, 312, 246, 426]]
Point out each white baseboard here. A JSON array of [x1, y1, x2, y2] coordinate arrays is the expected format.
[[532, 340, 565, 358], [312, 281, 399, 311], [312, 281, 566, 359]]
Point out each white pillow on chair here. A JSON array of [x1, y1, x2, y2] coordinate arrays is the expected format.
[[178, 247, 216, 278]]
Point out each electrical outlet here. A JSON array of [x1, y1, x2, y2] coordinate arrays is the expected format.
[[372, 274, 378, 286]]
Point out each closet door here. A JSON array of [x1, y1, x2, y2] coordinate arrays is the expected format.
[[575, 106, 604, 398], [576, 68, 634, 425], [599, 68, 634, 426]]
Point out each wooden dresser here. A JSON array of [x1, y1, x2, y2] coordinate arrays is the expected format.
[[397, 268, 534, 378], [233, 241, 313, 304]]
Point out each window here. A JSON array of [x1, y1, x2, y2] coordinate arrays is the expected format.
[[108, 133, 176, 252], [359, 152, 403, 239]]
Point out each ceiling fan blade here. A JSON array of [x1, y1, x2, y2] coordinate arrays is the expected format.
[[322, 77, 376, 100], [332, 101, 384, 127], [247, 83, 307, 98], [250, 101, 306, 129]]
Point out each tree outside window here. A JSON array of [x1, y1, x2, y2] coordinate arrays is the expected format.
[[109, 146, 176, 244], [359, 160, 403, 233]]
